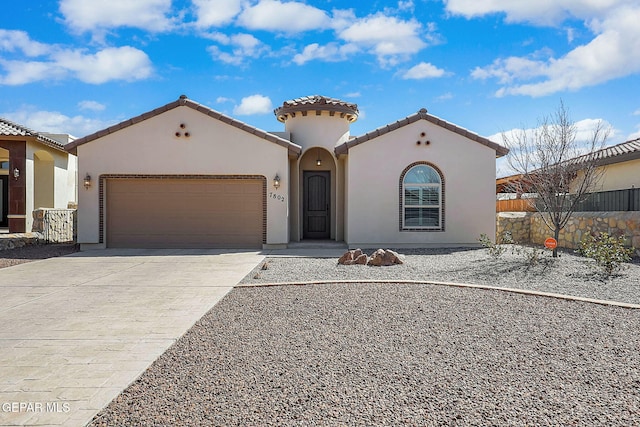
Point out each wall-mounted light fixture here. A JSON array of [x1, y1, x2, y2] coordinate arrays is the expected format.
[[84, 173, 92, 189], [316, 149, 322, 166], [12, 168, 19, 180], [273, 174, 280, 189]]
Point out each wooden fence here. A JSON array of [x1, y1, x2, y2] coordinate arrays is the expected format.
[[496, 199, 536, 212], [497, 188, 640, 213]]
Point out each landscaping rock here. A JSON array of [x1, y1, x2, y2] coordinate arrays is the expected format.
[[367, 249, 404, 266], [339, 249, 404, 266], [354, 254, 368, 265], [338, 250, 354, 265], [338, 248, 369, 265]]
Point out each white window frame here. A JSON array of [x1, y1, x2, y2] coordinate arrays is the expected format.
[[402, 164, 443, 230]]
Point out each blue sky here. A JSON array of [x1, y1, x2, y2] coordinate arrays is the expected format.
[[1, 0, 640, 176]]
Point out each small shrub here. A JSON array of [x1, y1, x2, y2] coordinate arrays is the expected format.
[[479, 233, 507, 258], [512, 245, 546, 266], [579, 232, 635, 276]]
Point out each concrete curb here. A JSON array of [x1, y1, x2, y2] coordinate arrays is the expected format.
[[236, 279, 640, 309]]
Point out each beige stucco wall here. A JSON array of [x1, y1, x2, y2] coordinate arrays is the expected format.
[[76, 106, 291, 248], [572, 158, 640, 194], [597, 159, 640, 191], [283, 113, 351, 152], [26, 142, 76, 231], [345, 120, 497, 247]]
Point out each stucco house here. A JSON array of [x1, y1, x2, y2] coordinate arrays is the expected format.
[[581, 138, 640, 193], [1, 118, 77, 232], [66, 95, 508, 250], [497, 138, 640, 207]]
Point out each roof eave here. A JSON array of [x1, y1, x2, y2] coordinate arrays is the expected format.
[[337, 109, 509, 157], [66, 96, 301, 155], [0, 133, 66, 153]]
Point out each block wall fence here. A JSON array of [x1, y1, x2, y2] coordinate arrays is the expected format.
[[497, 211, 640, 255]]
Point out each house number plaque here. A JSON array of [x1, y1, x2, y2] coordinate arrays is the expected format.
[[269, 192, 286, 202]]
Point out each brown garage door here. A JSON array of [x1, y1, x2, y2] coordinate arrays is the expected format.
[[106, 178, 264, 248]]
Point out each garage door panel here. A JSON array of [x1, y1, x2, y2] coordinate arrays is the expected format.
[[107, 178, 264, 248]]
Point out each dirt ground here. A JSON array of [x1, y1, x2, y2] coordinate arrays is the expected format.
[[0, 244, 80, 269]]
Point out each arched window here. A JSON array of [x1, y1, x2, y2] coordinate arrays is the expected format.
[[401, 163, 443, 230]]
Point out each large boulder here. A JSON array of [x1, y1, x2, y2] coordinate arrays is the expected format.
[[338, 248, 368, 265], [367, 249, 404, 267], [354, 253, 368, 264], [339, 248, 404, 266]]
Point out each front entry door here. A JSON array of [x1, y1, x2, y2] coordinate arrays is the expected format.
[[0, 175, 7, 227], [303, 171, 330, 239]]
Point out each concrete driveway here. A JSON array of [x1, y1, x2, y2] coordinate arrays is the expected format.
[[0, 249, 265, 427]]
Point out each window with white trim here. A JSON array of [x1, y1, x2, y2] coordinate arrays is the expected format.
[[402, 164, 442, 229]]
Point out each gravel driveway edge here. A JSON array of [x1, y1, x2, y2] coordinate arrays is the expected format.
[[237, 279, 640, 309]]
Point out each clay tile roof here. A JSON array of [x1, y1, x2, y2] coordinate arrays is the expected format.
[[334, 108, 509, 158], [0, 117, 66, 152], [570, 138, 640, 167], [274, 95, 359, 123], [66, 95, 302, 157]]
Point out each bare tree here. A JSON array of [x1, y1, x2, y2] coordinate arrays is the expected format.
[[502, 101, 610, 257]]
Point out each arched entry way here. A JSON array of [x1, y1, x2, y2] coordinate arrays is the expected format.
[[298, 147, 336, 240]]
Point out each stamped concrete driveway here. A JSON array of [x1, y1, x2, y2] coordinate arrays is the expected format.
[[0, 249, 265, 427]]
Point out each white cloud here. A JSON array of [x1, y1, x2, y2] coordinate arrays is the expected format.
[[0, 48, 152, 85], [207, 33, 267, 65], [216, 97, 234, 104], [492, 117, 618, 176], [60, 0, 175, 33], [402, 62, 446, 79], [444, 0, 621, 26], [491, 118, 617, 147], [0, 31, 153, 85], [0, 61, 62, 85], [459, 2, 640, 97], [398, 1, 415, 12], [436, 92, 454, 101], [292, 43, 359, 65], [237, 0, 330, 33], [233, 94, 273, 115], [632, 109, 640, 116], [2, 108, 114, 137], [192, 0, 242, 28], [53, 47, 153, 84], [329, 9, 357, 32], [628, 128, 640, 140], [0, 30, 50, 57], [78, 100, 106, 111], [338, 14, 428, 66], [344, 92, 361, 98]]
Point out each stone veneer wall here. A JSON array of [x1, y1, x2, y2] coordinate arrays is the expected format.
[[497, 211, 640, 254], [32, 208, 77, 243], [496, 212, 531, 243]]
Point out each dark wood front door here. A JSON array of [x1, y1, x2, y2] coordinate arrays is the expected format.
[[303, 171, 330, 239], [0, 176, 7, 227]]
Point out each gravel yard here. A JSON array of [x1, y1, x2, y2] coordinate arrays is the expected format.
[[90, 246, 640, 426], [244, 247, 640, 305]]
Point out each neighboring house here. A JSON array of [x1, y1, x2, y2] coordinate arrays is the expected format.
[[496, 138, 640, 211], [66, 95, 508, 250], [0, 118, 78, 232], [578, 138, 640, 192]]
